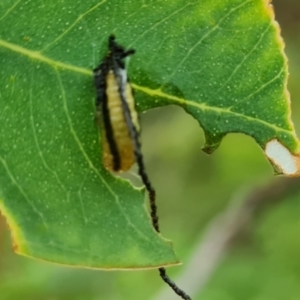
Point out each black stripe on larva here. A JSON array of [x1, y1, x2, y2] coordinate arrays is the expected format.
[[93, 35, 191, 300], [93, 37, 123, 171], [101, 89, 121, 171]]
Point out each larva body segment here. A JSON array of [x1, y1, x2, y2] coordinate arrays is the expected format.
[[102, 70, 138, 172]]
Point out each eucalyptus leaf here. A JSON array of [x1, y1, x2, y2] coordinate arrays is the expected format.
[[0, 0, 299, 268]]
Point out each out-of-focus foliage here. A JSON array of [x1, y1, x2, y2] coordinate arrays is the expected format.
[[0, 0, 300, 299], [200, 192, 300, 300]]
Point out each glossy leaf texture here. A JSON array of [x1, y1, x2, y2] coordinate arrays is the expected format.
[[0, 0, 299, 268]]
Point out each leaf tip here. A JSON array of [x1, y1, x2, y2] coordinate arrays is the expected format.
[[202, 132, 224, 154], [265, 139, 300, 176]]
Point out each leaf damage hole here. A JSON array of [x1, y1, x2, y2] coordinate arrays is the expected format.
[[265, 139, 300, 176]]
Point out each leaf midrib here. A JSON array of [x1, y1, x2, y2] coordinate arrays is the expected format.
[[0, 38, 295, 139]]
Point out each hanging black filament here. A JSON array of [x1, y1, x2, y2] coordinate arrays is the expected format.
[[93, 35, 191, 300]]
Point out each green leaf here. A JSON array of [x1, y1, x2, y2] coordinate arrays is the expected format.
[[0, 0, 299, 269]]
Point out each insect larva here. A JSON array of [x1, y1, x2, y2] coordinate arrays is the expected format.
[[93, 35, 137, 172], [93, 35, 191, 300]]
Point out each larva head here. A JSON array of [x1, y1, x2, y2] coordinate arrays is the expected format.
[[108, 35, 135, 68]]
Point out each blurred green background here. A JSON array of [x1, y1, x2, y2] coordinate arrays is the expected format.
[[1, 0, 300, 299]]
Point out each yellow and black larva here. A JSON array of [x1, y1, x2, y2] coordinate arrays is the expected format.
[[93, 35, 191, 300], [93, 35, 138, 172]]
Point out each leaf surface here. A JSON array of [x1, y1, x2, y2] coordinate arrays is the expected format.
[[0, 0, 299, 268]]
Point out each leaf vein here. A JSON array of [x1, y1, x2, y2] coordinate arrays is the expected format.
[[0, 38, 91, 75], [29, 88, 70, 202], [186, 31, 239, 75], [128, 2, 195, 48], [55, 70, 150, 241], [1, 38, 293, 141], [131, 83, 295, 139], [0, 0, 21, 21], [40, 0, 107, 52], [161, 0, 252, 85], [216, 23, 272, 94], [0, 156, 48, 226], [228, 67, 285, 110], [110, 4, 146, 35]]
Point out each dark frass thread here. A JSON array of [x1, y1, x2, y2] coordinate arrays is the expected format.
[[93, 35, 191, 300]]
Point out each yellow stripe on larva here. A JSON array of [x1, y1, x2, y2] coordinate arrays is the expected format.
[[101, 70, 139, 172]]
